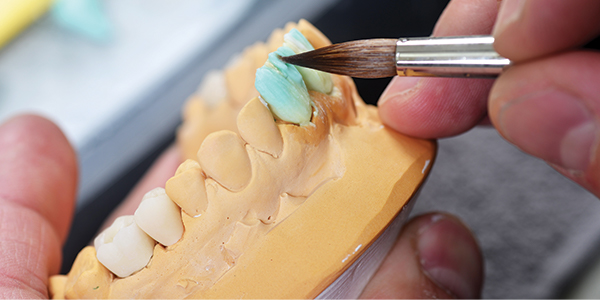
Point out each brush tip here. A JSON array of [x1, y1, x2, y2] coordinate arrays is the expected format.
[[280, 39, 397, 79]]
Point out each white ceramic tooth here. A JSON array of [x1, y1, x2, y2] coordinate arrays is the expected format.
[[94, 215, 155, 278], [134, 187, 184, 246]]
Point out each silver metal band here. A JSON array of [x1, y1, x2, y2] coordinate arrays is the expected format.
[[396, 35, 511, 78]]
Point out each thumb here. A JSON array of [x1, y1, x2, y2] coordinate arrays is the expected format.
[[0, 115, 78, 298], [360, 213, 483, 299]]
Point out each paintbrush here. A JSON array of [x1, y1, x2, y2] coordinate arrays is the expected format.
[[280, 35, 511, 79]]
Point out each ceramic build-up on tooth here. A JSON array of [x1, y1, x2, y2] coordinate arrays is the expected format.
[[255, 47, 312, 126], [255, 29, 335, 126], [283, 28, 333, 94]]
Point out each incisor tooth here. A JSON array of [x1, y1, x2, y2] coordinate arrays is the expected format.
[[237, 97, 283, 157], [197, 131, 252, 191], [94, 215, 155, 278], [134, 188, 184, 246], [166, 160, 208, 217]]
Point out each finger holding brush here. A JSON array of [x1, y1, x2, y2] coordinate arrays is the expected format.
[[378, 0, 499, 138], [284, 0, 600, 198], [393, 0, 600, 197], [395, 0, 600, 197], [283, 0, 500, 138]]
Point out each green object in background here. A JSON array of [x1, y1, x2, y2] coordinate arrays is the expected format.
[[51, 0, 112, 42]]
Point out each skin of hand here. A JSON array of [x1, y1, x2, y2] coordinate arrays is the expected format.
[[0, 115, 483, 299], [378, 0, 600, 197]]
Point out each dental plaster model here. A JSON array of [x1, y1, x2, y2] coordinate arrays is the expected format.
[[48, 20, 436, 299]]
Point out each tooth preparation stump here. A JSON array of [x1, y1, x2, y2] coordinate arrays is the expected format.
[[49, 20, 436, 299]]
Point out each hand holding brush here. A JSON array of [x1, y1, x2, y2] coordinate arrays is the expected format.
[[284, 0, 600, 200]]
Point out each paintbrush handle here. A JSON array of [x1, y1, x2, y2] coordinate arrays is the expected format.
[[396, 35, 510, 78]]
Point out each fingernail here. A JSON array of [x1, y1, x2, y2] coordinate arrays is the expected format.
[[378, 76, 421, 106], [498, 90, 598, 171], [418, 214, 482, 299], [493, 0, 526, 37]]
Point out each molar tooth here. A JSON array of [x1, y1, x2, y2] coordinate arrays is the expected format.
[[94, 215, 155, 278], [166, 160, 209, 217], [134, 188, 184, 246], [237, 97, 283, 157], [197, 130, 252, 191]]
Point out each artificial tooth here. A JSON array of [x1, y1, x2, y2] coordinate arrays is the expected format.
[[197, 70, 228, 107], [166, 160, 209, 217], [197, 130, 252, 191], [94, 215, 155, 278], [134, 187, 184, 246], [237, 97, 283, 157], [283, 28, 333, 94], [255, 47, 312, 126]]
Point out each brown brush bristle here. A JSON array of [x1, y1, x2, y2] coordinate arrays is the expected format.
[[280, 39, 397, 79]]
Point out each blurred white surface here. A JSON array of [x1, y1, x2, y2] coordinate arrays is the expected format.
[[0, 0, 254, 149], [0, 0, 256, 205]]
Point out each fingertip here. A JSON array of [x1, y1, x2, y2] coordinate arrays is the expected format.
[[0, 114, 78, 297], [378, 77, 493, 138], [0, 114, 78, 242], [417, 213, 484, 299], [360, 213, 483, 299]]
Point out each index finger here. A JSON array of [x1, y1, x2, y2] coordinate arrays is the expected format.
[[0, 115, 78, 298], [378, 0, 498, 138]]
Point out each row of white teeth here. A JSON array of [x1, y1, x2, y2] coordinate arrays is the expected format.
[[94, 187, 184, 278], [93, 94, 284, 278]]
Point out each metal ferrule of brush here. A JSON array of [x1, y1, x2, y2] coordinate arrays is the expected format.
[[395, 35, 511, 78]]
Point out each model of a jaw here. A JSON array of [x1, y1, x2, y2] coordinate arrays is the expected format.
[[49, 20, 436, 299]]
